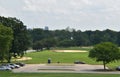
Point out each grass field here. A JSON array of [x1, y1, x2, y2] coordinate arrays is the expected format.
[[24, 50, 100, 64], [0, 71, 120, 77], [21, 49, 120, 70]]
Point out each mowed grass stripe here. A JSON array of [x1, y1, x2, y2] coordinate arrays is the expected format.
[[0, 71, 120, 77]]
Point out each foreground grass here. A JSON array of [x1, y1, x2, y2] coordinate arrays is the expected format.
[[0, 71, 120, 77]]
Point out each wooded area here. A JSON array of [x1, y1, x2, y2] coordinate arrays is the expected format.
[[28, 27, 120, 50]]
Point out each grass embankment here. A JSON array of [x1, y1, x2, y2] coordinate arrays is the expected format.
[[0, 71, 120, 77]]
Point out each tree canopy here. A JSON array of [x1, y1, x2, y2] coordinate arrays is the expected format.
[[0, 24, 13, 62], [29, 28, 120, 48], [0, 16, 30, 57], [89, 42, 120, 70]]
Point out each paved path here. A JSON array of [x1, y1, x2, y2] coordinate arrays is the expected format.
[[12, 64, 120, 74]]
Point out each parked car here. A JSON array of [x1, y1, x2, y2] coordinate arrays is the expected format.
[[0, 66, 11, 70], [74, 60, 85, 64], [9, 63, 20, 68], [116, 66, 120, 71], [15, 62, 25, 67], [1, 64, 15, 69]]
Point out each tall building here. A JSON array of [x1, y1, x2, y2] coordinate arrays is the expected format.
[[44, 26, 49, 30]]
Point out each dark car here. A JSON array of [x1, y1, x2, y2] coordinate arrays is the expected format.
[[116, 66, 120, 71], [15, 62, 25, 67], [74, 60, 85, 64]]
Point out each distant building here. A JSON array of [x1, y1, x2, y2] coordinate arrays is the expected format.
[[71, 36, 73, 40], [44, 26, 49, 30]]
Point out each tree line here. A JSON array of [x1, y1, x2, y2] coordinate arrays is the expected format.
[[28, 28, 120, 50]]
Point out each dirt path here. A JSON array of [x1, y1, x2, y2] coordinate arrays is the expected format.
[[12, 64, 120, 74]]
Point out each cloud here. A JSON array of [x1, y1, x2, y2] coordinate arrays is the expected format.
[[23, 0, 93, 14], [23, 0, 120, 17], [23, 0, 57, 13], [22, 0, 120, 30], [0, 6, 12, 16], [1, 0, 120, 31]]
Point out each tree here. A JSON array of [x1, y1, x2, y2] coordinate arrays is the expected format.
[[89, 30, 103, 45], [42, 38, 57, 50], [29, 28, 44, 42], [102, 29, 118, 43], [89, 42, 120, 70], [58, 39, 76, 47], [0, 16, 30, 57], [74, 30, 90, 46], [0, 24, 13, 62], [33, 41, 44, 51]]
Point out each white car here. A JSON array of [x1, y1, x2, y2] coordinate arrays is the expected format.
[[2, 64, 15, 69], [0, 66, 11, 70], [9, 63, 20, 68]]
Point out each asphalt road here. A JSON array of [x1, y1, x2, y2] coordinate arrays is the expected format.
[[12, 64, 120, 74]]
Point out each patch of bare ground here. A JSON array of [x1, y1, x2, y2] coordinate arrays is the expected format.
[[14, 57, 32, 61], [53, 50, 87, 52]]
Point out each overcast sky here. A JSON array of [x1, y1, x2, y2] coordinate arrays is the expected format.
[[0, 0, 120, 31]]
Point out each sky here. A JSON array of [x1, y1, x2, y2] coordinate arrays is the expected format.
[[0, 0, 120, 31]]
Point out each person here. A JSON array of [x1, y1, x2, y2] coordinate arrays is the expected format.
[[48, 58, 51, 64]]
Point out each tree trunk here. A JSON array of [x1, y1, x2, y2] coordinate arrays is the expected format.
[[7, 53, 11, 63], [103, 61, 106, 70]]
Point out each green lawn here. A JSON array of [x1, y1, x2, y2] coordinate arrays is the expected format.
[[0, 71, 120, 77], [24, 50, 100, 65], [22, 50, 120, 70]]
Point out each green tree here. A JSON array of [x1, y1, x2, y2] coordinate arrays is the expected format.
[[59, 39, 76, 47], [33, 41, 44, 51], [0, 16, 30, 57], [74, 30, 90, 46], [90, 30, 103, 45], [29, 28, 44, 42], [0, 24, 13, 62], [102, 29, 118, 43], [42, 38, 57, 50], [89, 42, 120, 70]]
